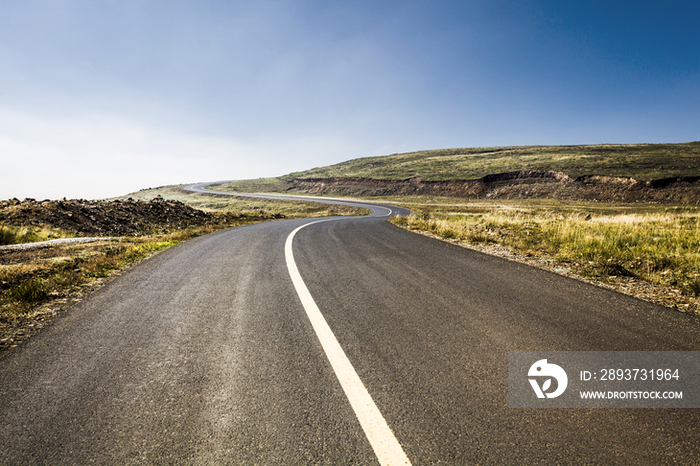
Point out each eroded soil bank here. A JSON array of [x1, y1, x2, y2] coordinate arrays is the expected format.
[[284, 171, 700, 204]]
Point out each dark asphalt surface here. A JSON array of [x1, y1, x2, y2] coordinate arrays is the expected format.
[[1, 190, 699, 465]]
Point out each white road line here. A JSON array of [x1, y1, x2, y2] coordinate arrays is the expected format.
[[379, 207, 393, 217], [285, 219, 412, 466]]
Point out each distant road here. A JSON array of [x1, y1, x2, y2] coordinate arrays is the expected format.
[[1, 183, 699, 464], [183, 181, 411, 216]]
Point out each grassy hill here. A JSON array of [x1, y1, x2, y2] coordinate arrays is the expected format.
[[217, 142, 700, 203], [284, 142, 700, 182]]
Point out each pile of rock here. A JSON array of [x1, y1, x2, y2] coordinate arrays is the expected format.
[[0, 197, 274, 236]]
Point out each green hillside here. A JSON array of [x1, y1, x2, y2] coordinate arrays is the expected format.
[[283, 142, 700, 182]]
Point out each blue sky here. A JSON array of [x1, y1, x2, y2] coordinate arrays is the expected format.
[[2, 0, 699, 199]]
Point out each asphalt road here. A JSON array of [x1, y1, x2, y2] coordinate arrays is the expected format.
[[1, 190, 699, 465]]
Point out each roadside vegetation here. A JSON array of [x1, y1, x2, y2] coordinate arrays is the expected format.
[[389, 198, 700, 314], [0, 225, 75, 246]]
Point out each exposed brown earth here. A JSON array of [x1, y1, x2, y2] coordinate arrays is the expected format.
[[0, 196, 283, 237], [286, 171, 700, 203]]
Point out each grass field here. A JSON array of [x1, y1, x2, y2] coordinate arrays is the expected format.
[[283, 142, 700, 181]]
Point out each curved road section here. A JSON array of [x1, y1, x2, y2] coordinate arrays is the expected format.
[[184, 181, 410, 217], [1, 183, 699, 464]]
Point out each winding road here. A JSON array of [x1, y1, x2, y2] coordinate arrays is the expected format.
[[1, 186, 699, 465]]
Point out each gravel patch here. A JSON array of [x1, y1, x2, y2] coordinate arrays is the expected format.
[[0, 237, 116, 251]]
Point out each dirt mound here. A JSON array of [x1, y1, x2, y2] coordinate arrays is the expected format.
[[0, 197, 279, 236], [287, 171, 700, 203]]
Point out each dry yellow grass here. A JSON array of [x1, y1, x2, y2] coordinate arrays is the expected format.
[[391, 201, 700, 312]]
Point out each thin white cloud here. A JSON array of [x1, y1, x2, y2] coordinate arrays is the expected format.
[[0, 108, 257, 199], [0, 105, 391, 200]]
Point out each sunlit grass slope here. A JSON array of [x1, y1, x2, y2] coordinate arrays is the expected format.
[[284, 142, 700, 181]]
